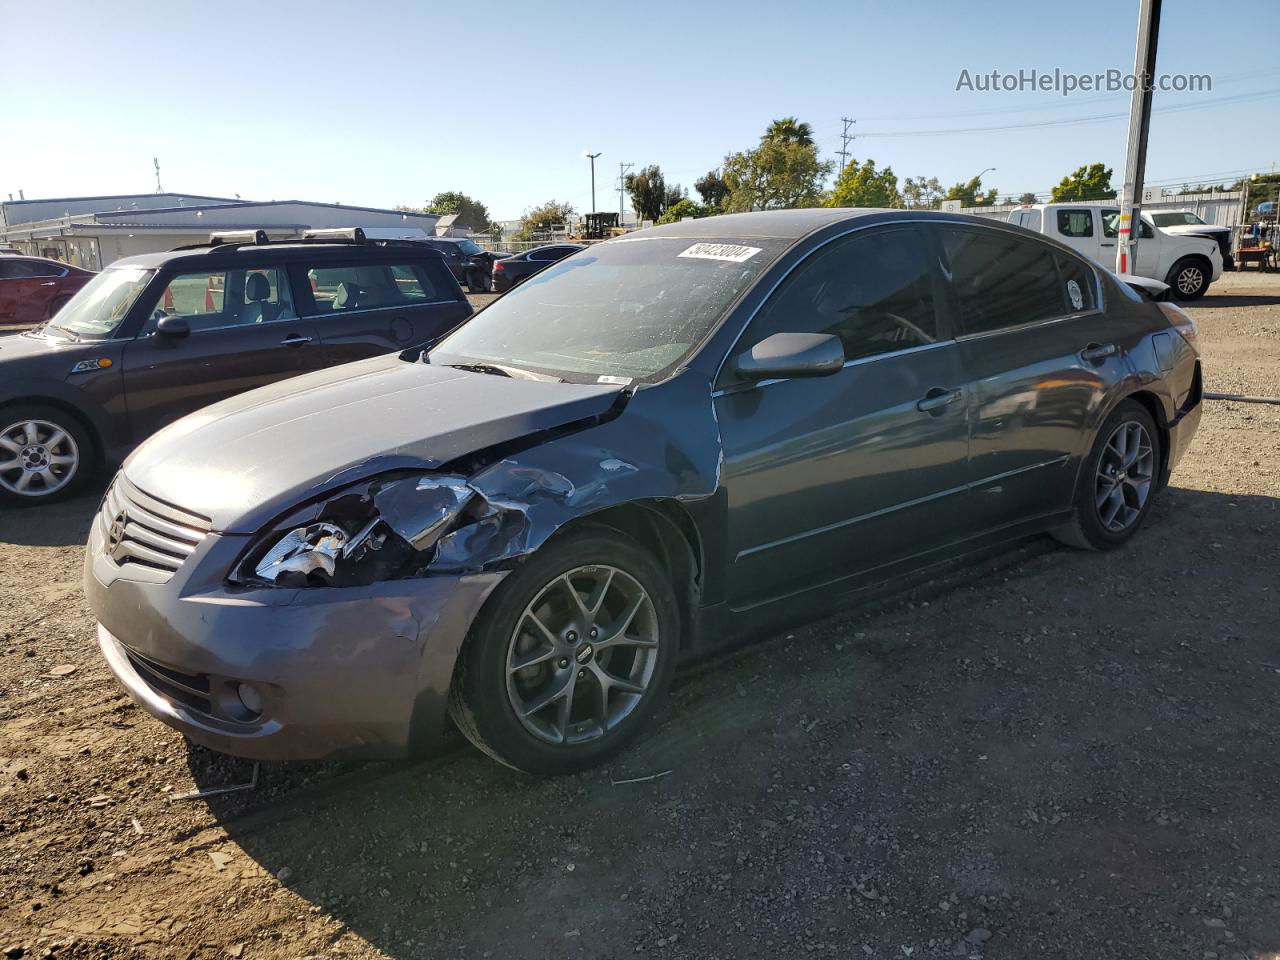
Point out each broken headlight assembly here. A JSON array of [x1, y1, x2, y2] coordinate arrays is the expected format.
[[231, 473, 482, 588]]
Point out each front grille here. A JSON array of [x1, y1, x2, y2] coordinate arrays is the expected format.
[[100, 477, 211, 579], [125, 647, 213, 714]]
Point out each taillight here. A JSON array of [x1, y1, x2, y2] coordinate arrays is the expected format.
[[493, 261, 506, 272], [1157, 301, 1198, 349]]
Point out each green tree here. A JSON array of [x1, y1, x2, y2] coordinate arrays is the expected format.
[[421, 191, 493, 232], [1018, 192, 1038, 204], [764, 116, 815, 146], [1050, 163, 1115, 202], [828, 158, 900, 208], [513, 200, 575, 241], [656, 198, 709, 224], [694, 169, 730, 209], [901, 176, 944, 209], [723, 118, 833, 212], [624, 165, 685, 222], [943, 176, 998, 206]]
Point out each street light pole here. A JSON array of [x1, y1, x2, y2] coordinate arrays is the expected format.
[[584, 151, 602, 214]]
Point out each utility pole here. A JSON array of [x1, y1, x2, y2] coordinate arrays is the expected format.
[[617, 161, 634, 222], [153, 156, 163, 194], [1116, 0, 1162, 275], [584, 151, 602, 214], [837, 117, 856, 176]]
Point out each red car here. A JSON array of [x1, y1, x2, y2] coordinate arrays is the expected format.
[[0, 255, 96, 326]]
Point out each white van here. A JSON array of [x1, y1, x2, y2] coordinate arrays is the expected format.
[[1004, 204, 1222, 301]]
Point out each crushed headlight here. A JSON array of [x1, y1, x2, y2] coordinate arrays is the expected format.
[[235, 474, 477, 588]]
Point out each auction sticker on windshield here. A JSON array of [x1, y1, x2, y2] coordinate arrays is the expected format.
[[678, 242, 762, 263]]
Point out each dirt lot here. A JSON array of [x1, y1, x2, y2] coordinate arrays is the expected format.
[[2, 273, 1278, 959]]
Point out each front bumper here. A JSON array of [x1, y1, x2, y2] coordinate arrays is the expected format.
[[85, 516, 504, 761]]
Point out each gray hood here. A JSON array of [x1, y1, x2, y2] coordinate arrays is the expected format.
[[122, 353, 622, 533]]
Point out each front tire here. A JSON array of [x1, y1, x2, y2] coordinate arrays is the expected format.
[[1166, 257, 1210, 301], [1053, 400, 1161, 550], [0, 403, 95, 506], [449, 529, 680, 775]]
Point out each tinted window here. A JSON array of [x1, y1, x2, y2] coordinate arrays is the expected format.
[[528, 247, 565, 262], [1054, 254, 1097, 313], [306, 262, 438, 312], [1056, 209, 1094, 238], [940, 228, 1065, 335], [1024, 209, 1042, 231], [0, 259, 62, 278], [744, 227, 939, 362]]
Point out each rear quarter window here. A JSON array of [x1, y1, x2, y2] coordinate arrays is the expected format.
[[305, 261, 449, 312], [939, 228, 1067, 335]]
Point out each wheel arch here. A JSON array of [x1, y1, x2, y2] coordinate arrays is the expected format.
[[0, 394, 106, 466], [1108, 388, 1172, 486], [549, 499, 705, 654]]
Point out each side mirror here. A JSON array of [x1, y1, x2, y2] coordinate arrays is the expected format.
[[155, 315, 190, 339], [733, 332, 844, 381]]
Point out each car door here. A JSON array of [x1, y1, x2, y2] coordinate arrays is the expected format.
[[1051, 208, 1102, 264], [0, 258, 61, 324], [1100, 208, 1157, 276], [120, 264, 322, 440], [714, 225, 973, 608], [295, 257, 471, 366], [936, 224, 1126, 530]]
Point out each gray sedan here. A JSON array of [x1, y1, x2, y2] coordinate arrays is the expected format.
[[85, 209, 1203, 775]]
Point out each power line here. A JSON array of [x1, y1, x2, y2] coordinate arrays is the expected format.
[[856, 87, 1280, 138]]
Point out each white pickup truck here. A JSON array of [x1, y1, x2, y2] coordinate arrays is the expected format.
[[998, 203, 1223, 301]]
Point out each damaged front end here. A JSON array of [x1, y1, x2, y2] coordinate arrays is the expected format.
[[231, 458, 641, 588]]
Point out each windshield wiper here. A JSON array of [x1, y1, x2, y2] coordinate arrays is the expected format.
[[442, 362, 514, 378], [439, 361, 566, 383]]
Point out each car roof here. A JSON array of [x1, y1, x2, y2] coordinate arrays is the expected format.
[[109, 240, 447, 271], [634, 208, 891, 240]]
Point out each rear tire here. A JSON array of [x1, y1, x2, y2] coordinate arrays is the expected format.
[[0, 403, 95, 507], [449, 528, 680, 775], [1165, 257, 1210, 301], [1053, 400, 1161, 550]]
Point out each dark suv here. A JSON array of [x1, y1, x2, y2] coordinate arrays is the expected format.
[[418, 237, 502, 293], [0, 229, 471, 505]]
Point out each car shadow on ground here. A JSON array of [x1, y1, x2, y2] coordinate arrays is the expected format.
[[0, 475, 107, 547], [1194, 290, 1280, 308], [183, 485, 1280, 958]]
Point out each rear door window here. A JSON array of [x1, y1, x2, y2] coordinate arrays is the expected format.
[[938, 228, 1066, 335], [305, 262, 443, 313], [1056, 209, 1094, 238]]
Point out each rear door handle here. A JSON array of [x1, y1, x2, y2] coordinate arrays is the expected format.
[[280, 334, 313, 346], [1080, 342, 1117, 363], [917, 387, 962, 413], [38, 281, 57, 286], [1099, 242, 1116, 248]]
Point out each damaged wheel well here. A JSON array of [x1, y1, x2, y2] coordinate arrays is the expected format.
[[552, 501, 703, 654]]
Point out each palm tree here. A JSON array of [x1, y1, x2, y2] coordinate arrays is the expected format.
[[763, 117, 814, 146]]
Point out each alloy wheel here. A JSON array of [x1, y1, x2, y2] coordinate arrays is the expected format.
[[0, 419, 80, 498], [1176, 265, 1204, 296], [1094, 420, 1155, 532], [505, 564, 659, 746]]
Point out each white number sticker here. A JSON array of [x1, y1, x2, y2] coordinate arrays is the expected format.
[[677, 242, 762, 263]]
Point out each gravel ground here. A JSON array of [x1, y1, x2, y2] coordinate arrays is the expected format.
[[1, 273, 1278, 959]]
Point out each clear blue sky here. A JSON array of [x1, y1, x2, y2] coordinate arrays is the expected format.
[[3, 0, 1278, 220]]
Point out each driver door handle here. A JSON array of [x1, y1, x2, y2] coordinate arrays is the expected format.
[[38, 281, 57, 286], [917, 387, 962, 413], [1080, 342, 1117, 363], [280, 334, 313, 346]]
